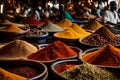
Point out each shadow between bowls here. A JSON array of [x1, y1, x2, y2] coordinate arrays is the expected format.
[[0, 59, 48, 80], [50, 59, 83, 80], [78, 47, 120, 69]]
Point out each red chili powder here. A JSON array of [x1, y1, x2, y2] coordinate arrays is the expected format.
[[56, 64, 77, 73], [22, 17, 44, 25], [27, 40, 77, 61]]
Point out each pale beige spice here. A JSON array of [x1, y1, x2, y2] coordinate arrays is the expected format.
[[0, 40, 38, 59], [41, 22, 64, 32]]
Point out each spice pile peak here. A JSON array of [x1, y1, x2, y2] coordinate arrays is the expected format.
[[82, 44, 120, 66]]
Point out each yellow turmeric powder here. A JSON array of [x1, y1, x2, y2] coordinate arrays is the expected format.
[[83, 19, 103, 30], [54, 28, 84, 39], [0, 67, 28, 80], [68, 23, 90, 35], [0, 24, 24, 32], [57, 19, 72, 28]]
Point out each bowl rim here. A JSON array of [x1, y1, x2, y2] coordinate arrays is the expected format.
[[25, 30, 49, 38], [50, 59, 82, 79], [78, 47, 120, 68], [0, 59, 48, 79], [53, 32, 81, 40], [79, 36, 120, 47], [29, 44, 83, 63]]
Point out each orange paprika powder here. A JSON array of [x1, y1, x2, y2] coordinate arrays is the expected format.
[[82, 44, 120, 66]]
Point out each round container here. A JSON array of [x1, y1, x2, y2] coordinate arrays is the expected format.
[[0, 59, 48, 80], [25, 30, 49, 44], [0, 25, 30, 42], [50, 59, 83, 80], [79, 36, 120, 47]]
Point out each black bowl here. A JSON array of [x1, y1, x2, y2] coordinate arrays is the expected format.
[[0, 59, 48, 80], [50, 59, 83, 80]]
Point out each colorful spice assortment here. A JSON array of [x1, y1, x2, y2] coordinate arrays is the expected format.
[[41, 22, 64, 32], [61, 63, 117, 80], [56, 64, 77, 73], [82, 44, 120, 66], [25, 28, 46, 37], [81, 27, 120, 46], [0, 67, 28, 80], [83, 19, 103, 31], [0, 24, 24, 32], [0, 40, 38, 59], [28, 40, 77, 61], [57, 19, 72, 28], [6, 66, 39, 78]]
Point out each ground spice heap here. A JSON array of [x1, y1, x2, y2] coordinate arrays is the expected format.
[[41, 22, 64, 32], [0, 40, 38, 59], [61, 63, 117, 80], [56, 64, 77, 73], [82, 27, 120, 46], [0, 67, 28, 80], [82, 44, 120, 66], [28, 40, 77, 61], [0, 24, 24, 32], [57, 19, 72, 28], [22, 17, 44, 25], [54, 28, 83, 39], [105, 24, 120, 34], [1, 19, 25, 27], [68, 23, 90, 35], [83, 19, 103, 31]]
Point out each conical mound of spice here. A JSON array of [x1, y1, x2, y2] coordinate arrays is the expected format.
[[69, 23, 90, 35], [1, 19, 25, 27], [57, 19, 72, 28], [0, 24, 24, 32], [82, 44, 120, 66], [83, 19, 103, 30], [105, 24, 120, 34], [0, 40, 38, 59], [54, 28, 82, 39], [94, 26, 116, 39], [41, 22, 64, 32], [28, 40, 77, 61], [22, 17, 44, 25]]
